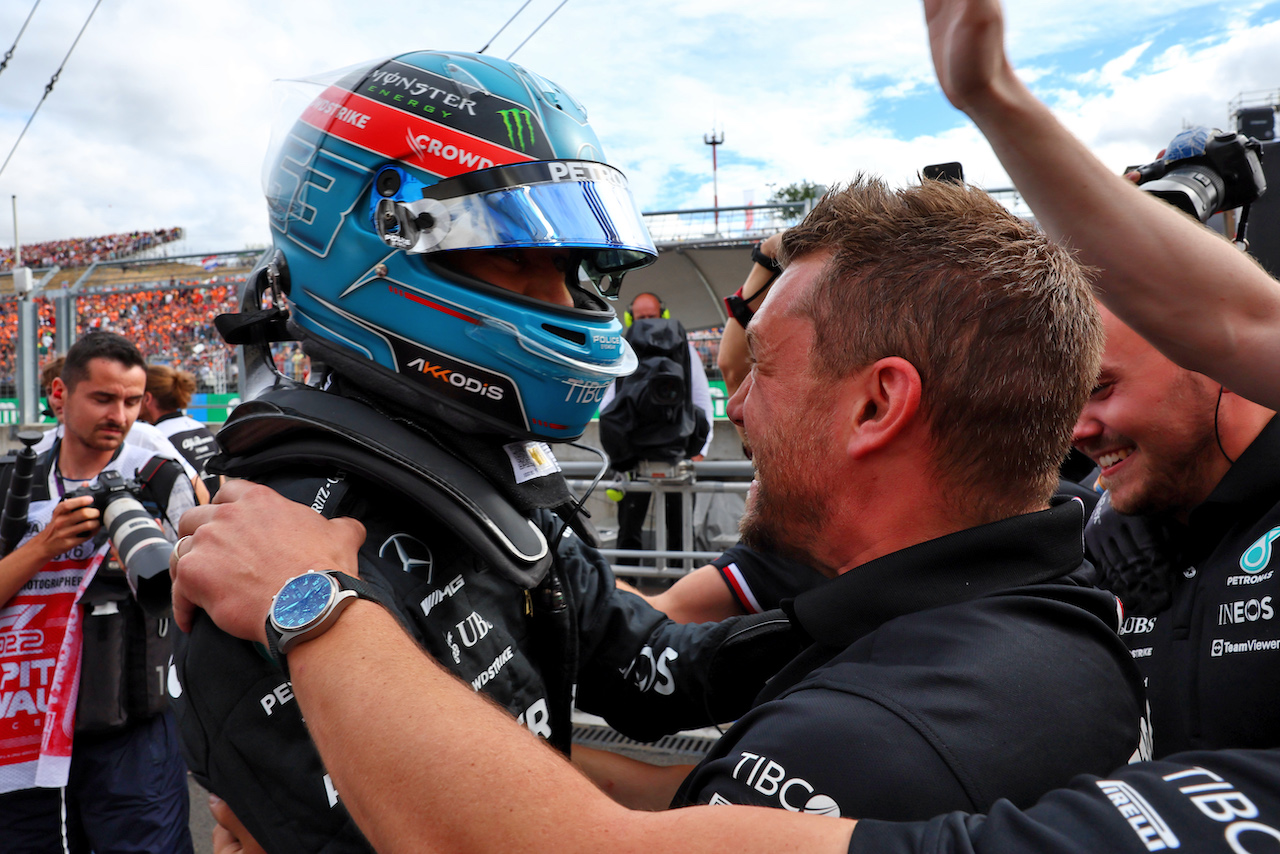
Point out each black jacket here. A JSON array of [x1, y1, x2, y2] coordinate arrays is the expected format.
[[172, 385, 804, 854], [674, 501, 1146, 822], [851, 748, 1280, 854], [1110, 416, 1280, 756]]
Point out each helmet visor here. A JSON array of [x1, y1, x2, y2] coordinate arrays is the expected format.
[[374, 160, 657, 281]]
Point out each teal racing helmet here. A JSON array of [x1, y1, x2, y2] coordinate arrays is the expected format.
[[262, 51, 656, 441]]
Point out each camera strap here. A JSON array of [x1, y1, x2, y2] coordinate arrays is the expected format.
[[133, 454, 184, 529]]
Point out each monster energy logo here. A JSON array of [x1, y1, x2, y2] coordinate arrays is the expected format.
[[498, 109, 536, 152]]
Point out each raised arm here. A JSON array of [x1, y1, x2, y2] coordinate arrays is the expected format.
[[923, 0, 1280, 410]]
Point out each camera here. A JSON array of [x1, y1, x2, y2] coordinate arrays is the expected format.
[[1128, 127, 1266, 223], [68, 471, 173, 616]]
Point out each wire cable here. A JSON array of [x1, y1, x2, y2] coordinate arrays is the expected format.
[[550, 439, 610, 555], [477, 0, 533, 54], [507, 0, 570, 60], [0, 0, 42, 77], [0, 0, 103, 180]]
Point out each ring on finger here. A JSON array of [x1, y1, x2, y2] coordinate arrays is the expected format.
[[171, 535, 193, 571]]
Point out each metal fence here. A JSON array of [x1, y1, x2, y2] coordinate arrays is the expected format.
[[560, 460, 754, 579], [641, 203, 805, 246]]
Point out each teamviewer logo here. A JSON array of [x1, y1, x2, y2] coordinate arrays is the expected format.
[[1212, 639, 1225, 657]]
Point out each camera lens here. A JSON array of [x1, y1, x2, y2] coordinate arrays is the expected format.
[[101, 494, 173, 617], [1142, 165, 1226, 223]]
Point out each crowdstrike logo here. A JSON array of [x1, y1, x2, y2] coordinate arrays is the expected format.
[[471, 646, 514, 691], [405, 127, 495, 170], [496, 109, 536, 152]]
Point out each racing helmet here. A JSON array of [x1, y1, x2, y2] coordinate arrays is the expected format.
[[261, 51, 656, 441]]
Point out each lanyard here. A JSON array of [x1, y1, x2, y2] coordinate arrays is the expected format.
[[50, 437, 121, 499]]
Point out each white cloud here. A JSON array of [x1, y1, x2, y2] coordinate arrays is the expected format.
[[0, 0, 1272, 256]]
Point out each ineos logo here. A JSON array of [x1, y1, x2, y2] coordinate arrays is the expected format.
[[621, 645, 678, 695]]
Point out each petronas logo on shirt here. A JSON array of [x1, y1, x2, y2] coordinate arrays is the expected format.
[[497, 109, 536, 152]]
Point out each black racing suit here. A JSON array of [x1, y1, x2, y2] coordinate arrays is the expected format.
[[173, 385, 803, 854]]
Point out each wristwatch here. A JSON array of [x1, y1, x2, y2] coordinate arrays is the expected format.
[[265, 570, 385, 668]]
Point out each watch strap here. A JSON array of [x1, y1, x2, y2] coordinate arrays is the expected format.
[[265, 571, 390, 677], [751, 243, 782, 273], [724, 293, 756, 329]]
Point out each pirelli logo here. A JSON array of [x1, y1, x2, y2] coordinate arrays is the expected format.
[[1096, 780, 1180, 851]]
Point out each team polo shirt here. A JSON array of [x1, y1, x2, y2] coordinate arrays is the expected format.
[[851, 748, 1280, 854], [713, 482, 1100, 615], [1118, 415, 1280, 756], [711, 543, 828, 614], [673, 500, 1146, 822]]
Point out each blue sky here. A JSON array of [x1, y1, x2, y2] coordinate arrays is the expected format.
[[0, 0, 1276, 254]]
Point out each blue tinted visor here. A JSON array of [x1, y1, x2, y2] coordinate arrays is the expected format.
[[373, 160, 657, 286]]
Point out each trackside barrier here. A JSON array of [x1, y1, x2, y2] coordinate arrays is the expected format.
[[560, 460, 754, 579]]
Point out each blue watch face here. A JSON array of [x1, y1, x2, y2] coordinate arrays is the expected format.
[[273, 573, 334, 630]]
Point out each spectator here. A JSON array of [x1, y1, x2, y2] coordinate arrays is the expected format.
[[1, 281, 243, 396], [142, 365, 224, 498], [0, 228, 183, 273], [600, 292, 714, 567]]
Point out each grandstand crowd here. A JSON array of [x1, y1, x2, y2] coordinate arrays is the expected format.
[[2, 229, 728, 398], [1, 280, 243, 396], [0, 227, 183, 273]]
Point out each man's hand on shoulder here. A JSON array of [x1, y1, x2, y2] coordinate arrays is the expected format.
[[169, 479, 366, 641]]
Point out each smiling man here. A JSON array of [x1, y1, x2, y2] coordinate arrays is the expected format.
[[174, 176, 1146, 836], [1074, 306, 1277, 756]]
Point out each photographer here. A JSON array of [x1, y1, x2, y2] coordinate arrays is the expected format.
[[0, 332, 196, 854], [599, 292, 714, 567]]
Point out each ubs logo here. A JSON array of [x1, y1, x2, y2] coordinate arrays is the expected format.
[[1120, 616, 1158, 635], [455, 612, 493, 648]]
